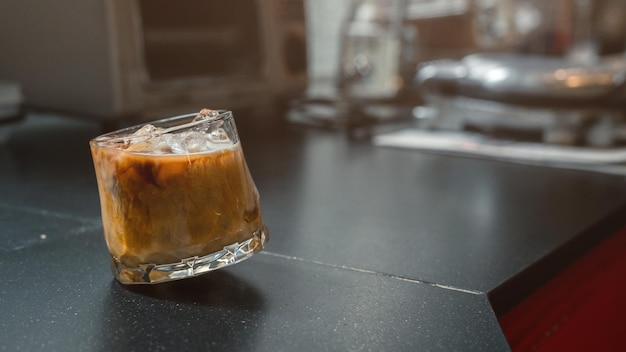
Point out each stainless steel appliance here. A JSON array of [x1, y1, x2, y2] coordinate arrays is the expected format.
[[374, 0, 626, 174], [409, 0, 626, 143]]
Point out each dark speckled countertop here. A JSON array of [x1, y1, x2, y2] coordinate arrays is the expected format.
[[2, 111, 626, 351]]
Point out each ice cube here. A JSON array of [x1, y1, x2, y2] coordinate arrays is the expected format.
[[123, 124, 161, 149], [164, 133, 188, 154], [193, 109, 220, 122], [121, 120, 233, 154], [143, 132, 208, 154], [181, 131, 210, 153], [208, 128, 231, 145], [131, 134, 183, 154], [132, 124, 160, 138], [124, 141, 152, 153]]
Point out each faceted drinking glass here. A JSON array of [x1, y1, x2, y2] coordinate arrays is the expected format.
[[89, 110, 268, 284]]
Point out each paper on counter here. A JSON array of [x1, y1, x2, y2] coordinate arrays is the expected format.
[[373, 129, 626, 175]]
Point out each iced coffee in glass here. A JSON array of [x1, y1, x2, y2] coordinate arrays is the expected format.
[[90, 109, 268, 284]]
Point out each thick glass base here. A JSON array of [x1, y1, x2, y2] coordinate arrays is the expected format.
[[110, 226, 268, 284]]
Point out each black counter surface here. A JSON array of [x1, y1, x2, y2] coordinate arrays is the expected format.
[[2, 111, 626, 351]]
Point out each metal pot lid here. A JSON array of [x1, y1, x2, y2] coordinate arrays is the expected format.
[[417, 53, 626, 107]]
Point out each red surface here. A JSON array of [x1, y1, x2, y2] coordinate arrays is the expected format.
[[499, 227, 626, 351]]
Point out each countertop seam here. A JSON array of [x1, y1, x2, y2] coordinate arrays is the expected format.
[[260, 251, 484, 295]]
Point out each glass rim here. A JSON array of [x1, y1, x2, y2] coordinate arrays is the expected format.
[[91, 110, 233, 146]]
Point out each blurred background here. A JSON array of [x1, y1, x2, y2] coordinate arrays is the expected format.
[[2, 0, 626, 170]]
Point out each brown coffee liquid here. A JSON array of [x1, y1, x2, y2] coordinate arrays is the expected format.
[[91, 143, 263, 267]]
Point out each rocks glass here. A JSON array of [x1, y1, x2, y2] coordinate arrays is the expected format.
[[90, 109, 268, 284]]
